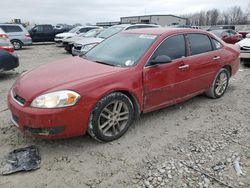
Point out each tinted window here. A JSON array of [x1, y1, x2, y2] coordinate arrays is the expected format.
[[187, 34, 212, 55], [79, 28, 89, 33], [33, 25, 44, 32], [1, 25, 23, 33], [85, 33, 157, 67], [211, 38, 223, 50], [44, 25, 53, 32], [151, 35, 186, 61]]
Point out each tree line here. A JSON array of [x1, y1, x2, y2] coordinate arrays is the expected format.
[[182, 4, 250, 26]]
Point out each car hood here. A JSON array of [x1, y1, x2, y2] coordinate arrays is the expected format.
[[74, 37, 103, 45], [56, 33, 76, 38], [13, 57, 125, 102], [63, 36, 83, 43], [237, 38, 250, 47]]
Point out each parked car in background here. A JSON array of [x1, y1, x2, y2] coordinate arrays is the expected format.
[[0, 50, 19, 72], [210, 29, 242, 44], [0, 28, 14, 53], [207, 25, 235, 31], [54, 26, 101, 46], [63, 28, 103, 53], [0, 24, 32, 50], [29, 24, 66, 42], [236, 37, 250, 61], [72, 24, 160, 56], [8, 28, 240, 141], [238, 27, 250, 38], [54, 24, 73, 33]]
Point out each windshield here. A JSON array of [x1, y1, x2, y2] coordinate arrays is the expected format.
[[85, 33, 158, 67], [211, 30, 223, 37], [83, 29, 101, 37], [96, 26, 124, 39], [68, 27, 80, 33]]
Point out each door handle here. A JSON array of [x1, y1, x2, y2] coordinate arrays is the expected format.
[[178, 64, 189, 69], [213, 56, 221, 60]]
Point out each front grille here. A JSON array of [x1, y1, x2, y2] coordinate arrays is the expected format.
[[15, 95, 26, 105], [12, 113, 19, 124], [12, 89, 26, 105], [55, 36, 64, 39], [74, 44, 82, 51], [241, 46, 250, 51]]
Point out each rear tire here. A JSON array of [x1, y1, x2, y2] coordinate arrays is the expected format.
[[205, 68, 230, 99], [88, 92, 134, 142], [11, 40, 23, 50]]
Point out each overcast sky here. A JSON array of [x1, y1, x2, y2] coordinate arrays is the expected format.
[[0, 0, 249, 25]]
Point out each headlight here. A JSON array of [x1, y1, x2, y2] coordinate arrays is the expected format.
[[81, 43, 98, 52], [31, 90, 80, 108]]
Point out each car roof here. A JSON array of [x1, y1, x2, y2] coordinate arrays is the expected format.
[[0, 23, 23, 26], [123, 28, 209, 36]]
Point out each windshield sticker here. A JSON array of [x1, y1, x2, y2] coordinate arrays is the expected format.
[[125, 60, 135, 66], [139, 34, 157, 40]]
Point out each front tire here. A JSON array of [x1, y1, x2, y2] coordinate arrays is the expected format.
[[205, 68, 230, 99], [88, 92, 134, 142]]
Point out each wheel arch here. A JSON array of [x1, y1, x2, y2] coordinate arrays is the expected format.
[[116, 90, 141, 121], [222, 65, 232, 77], [11, 39, 24, 45], [91, 89, 141, 122]]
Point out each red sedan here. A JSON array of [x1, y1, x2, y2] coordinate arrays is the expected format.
[[238, 27, 250, 38], [8, 28, 240, 141], [211, 29, 242, 44]]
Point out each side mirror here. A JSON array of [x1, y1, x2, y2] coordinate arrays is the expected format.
[[76, 31, 80, 34], [150, 55, 172, 65]]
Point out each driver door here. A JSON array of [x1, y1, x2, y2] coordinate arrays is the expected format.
[[143, 34, 192, 112]]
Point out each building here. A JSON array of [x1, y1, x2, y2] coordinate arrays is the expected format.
[[120, 15, 187, 26]]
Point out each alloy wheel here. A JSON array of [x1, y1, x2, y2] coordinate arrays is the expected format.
[[98, 100, 129, 137]]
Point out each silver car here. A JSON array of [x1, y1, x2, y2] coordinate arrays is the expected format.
[[0, 24, 32, 50], [54, 26, 101, 47], [72, 24, 160, 56]]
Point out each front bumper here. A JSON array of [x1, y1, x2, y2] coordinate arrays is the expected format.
[[8, 92, 90, 139], [240, 50, 250, 59], [54, 38, 63, 46]]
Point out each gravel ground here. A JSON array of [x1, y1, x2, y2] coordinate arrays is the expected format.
[[0, 44, 249, 188]]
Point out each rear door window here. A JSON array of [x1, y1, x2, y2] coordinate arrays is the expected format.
[[187, 34, 213, 55], [1, 25, 23, 33], [151, 34, 186, 61]]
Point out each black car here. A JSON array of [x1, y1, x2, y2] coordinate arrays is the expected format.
[[29, 24, 69, 42], [0, 50, 19, 72]]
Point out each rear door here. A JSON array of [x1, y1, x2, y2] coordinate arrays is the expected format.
[[143, 34, 192, 112], [43, 25, 54, 41], [184, 33, 221, 93]]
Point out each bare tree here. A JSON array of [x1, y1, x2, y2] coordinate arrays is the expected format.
[[210, 9, 219, 25], [198, 11, 206, 26]]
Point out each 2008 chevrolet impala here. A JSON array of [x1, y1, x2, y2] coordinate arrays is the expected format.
[[8, 28, 240, 142]]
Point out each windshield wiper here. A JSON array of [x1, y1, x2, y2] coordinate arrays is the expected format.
[[94, 61, 115, 66]]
